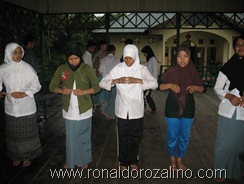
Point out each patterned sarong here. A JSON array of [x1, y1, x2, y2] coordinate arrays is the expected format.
[[5, 113, 42, 161]]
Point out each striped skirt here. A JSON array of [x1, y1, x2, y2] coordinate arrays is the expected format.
[[5, 113, 42, 161]]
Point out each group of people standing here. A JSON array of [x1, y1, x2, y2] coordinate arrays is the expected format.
[[0, 34, 243, 182]]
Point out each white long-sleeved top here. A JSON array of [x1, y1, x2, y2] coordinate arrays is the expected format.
[[0, 63, 41, 117], [99, 53, 120, 77], [147, 56, 158, 79], [214, 71, 244, 120], [99, 63, 158, 119], [62, 80, 92, 120], [82, 51, 93, 67]]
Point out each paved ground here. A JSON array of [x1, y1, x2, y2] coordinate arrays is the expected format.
[[0, 89, 243, 184]]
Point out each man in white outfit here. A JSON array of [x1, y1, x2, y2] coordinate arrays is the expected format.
[[82, 41, 96, 67], [99, 45, 120, 119]]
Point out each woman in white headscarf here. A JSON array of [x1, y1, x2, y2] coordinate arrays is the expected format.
[[99, 44, 158, 170], [0, 43, 42, 167]]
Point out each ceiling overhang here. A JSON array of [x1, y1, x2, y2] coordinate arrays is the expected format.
[[3, 0, 244, 14]]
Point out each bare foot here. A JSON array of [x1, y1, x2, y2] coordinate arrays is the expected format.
[[169, 157, 177, 171], [64, 163, 68, 169], [119, 165, 128, 171], [23, 160, 31, 167], [215, 178, 226, 182], [177, 158, 186, 171], [130, 164, 138, 170], [146, 109, 157, 113], [81, 164, 88, 170], [12, 160, 20, 166]]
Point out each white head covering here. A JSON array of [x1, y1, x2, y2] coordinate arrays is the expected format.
[[117, 44, 142, 102], [0, 42, 37, 90], [122, 44, 140, 73], [5, 42, 24, 61], [1, 42, 36, 72]]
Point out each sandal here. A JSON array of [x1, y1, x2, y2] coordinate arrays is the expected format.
[[23, 160, 31, 167]]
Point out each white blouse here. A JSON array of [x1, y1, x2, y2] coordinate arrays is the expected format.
[[99, 63, 158, 119], [82, 51, 93, 67], [0, 63, 41, 117], [214, 71, 244, 120], [99, 54, 120, 77], [147, 57, 158, 79], [62, 81, 92, 120]]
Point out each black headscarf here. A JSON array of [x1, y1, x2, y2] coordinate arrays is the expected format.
[[141, 45, 155, 62], [66, 44, 83, 71], [220, 35, 244, 96]]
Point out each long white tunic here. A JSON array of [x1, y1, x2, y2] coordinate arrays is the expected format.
[[99, 63, 158, 119], [0, 43, 41, 117], [0, 63, 41, 117], [214, 71, 244, 120]]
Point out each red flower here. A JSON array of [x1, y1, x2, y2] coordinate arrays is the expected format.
[[61, 70, 70, 81]]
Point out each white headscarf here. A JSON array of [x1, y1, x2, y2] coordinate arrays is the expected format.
[[3, 42, 25, 67], [0, 43, 37, 90], [117, 44, 142, 102]]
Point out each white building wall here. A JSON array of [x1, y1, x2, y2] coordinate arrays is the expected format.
[[150, 29, 241, 65], [107, 28, 241, 76]]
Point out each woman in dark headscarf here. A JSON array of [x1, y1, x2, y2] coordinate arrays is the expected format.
[[159, 45, 206, 171], [214, 35, 244, 182], [49, 44, 100, 169], [141, 45, 158, 112]]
